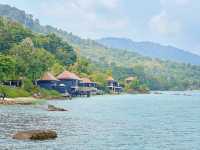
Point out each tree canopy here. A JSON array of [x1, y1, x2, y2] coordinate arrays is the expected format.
[[0, 17, 77, 81]]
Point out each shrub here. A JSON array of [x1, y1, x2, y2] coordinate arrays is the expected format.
[[0, 85, 31, 98], [23, 78, 35, 92], [39, 88, 61, 99], [139, 84, 150, 93]]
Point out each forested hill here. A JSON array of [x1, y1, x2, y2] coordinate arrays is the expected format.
[[0, 4, 82, 43], [0, 4, 200, 90], [1, 4, 200, 65], [0, 17, 77, 80], [97, 37, 200, 65]]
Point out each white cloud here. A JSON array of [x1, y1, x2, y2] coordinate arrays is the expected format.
[[37, 0, 128, 38], [39, 0, 119, 17], [149, 11, 182, 37], [63, 0, 119, 12], [100, 0, 119, 9]]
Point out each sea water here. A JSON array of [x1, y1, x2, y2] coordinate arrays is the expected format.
[[0, 92, 200, 150]]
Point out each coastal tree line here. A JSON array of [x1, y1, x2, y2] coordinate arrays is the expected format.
[[0, 17, 144, 97], [0, 5, 200, 91], [0, 16, 200, 98]]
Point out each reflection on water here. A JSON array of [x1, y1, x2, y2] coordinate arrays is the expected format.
[[0, 92, 200, 150]]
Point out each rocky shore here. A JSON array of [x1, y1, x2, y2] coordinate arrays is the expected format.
[[0, 99, 16, 105], [0, 97, 46, 105]]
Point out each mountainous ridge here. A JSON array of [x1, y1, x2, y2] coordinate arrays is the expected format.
[[1, 4, 199, 65], [97, 37, 200, 65], [0, 4, 200, 90]]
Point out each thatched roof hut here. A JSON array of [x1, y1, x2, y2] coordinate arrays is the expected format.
[[81, 78, 93, 83], [41, 72, 58, 81], [57, 71, 80, 80], [125, 76, 137, 83], [37, 72, 58, 90], [107, 76, 114, 81]]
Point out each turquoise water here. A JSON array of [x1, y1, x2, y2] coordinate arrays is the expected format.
[[0, 92, 200, 150]]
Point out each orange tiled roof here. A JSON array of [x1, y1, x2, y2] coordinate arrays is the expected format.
[[41, 72, 58, 81], [107, 76, 114, 81], [125, 77, 137, 81], [81, 78, 92, 83], [57, 71, 80, 80]]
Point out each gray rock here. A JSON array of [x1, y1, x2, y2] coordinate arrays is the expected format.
[[13, 130, 57, 140], [48, 104, 67, 111]]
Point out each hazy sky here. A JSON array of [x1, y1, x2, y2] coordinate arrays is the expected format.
[[1, 0, 200, 55]]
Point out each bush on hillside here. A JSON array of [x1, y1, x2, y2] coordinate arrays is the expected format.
[[0, 85, 31, 98], [39, 88, 61, 99]]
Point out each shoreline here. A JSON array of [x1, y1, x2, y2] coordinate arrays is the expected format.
[[0, 97, 46, 105], [1, 90, 199, 105]]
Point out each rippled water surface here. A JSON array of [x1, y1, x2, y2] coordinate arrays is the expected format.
[[0, 92, 200, 150]]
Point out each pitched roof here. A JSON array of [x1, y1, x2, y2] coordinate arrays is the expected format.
[[125, 76, 137, 81], [107, 76, 114, 81], [57, 71, 80, 80], [41, 72, 58, 81], [81, 78, 92, 83]]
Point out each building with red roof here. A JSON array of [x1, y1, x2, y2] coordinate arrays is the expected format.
[[37, 72, 58, 90], [57, 71, 80, 94], [79, 78, 97, 88], [41, 72, 59, 81], [107, 76, 123, 94], [57, 71, 80, 80], [125, 76, 138, 84]]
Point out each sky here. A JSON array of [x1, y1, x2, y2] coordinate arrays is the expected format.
[[1, 0, 200, 55]]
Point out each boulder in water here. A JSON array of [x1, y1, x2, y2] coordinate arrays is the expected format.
[[48, 104, 67, 111], [13, 130, 57, 140]]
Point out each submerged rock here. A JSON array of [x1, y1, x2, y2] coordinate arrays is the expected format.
[[15, 101, 33, 105], [13, 130, 57, 140], [48, 104, 67, 111], [0, 100, 16, 105]]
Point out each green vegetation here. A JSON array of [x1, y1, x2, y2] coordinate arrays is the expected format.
[[0, 4, 200, 91], [70, 40, 200, 90], [0, 54, 16, 80], [0, 17, 111, 97], [38, 88, 61, 99], [125, 79, 149, 94], [0, 17, 77, 97], [17, 12, 199, 91], [0, 17, 77, 81], [0, 83, 61, 99], [0, 85, 30, 98]]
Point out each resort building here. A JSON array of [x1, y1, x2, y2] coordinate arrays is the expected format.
[[37, 72, 58, 90], [35, 71, 123, 96], [0, 80, 22, 87], [107, 76, 123, 94], [57, 71, 80, 94], [79, 78, 97, 88], [79, 78, 98, 95], [125, 76, 138, 84]]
